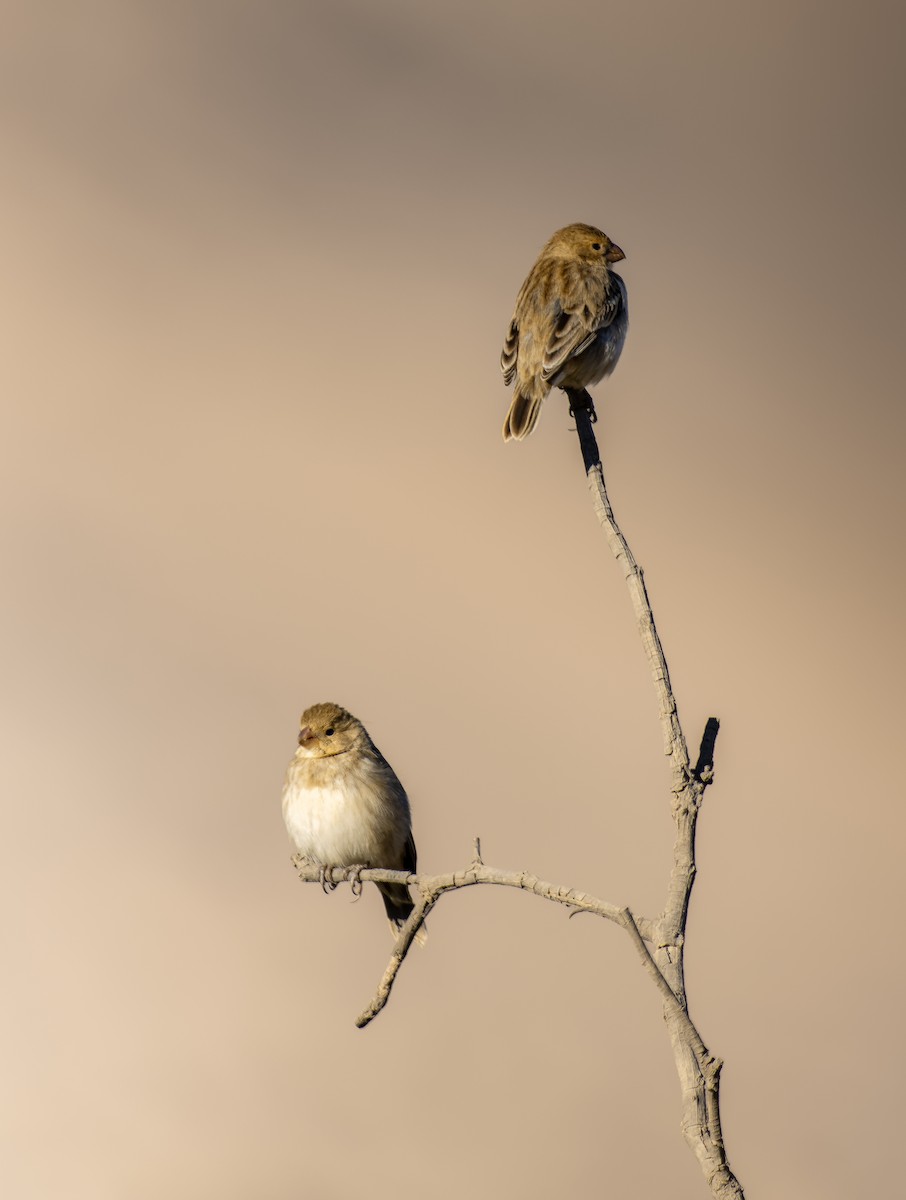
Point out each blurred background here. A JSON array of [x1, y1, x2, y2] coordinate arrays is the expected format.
[[2, 2, 904, 1197]]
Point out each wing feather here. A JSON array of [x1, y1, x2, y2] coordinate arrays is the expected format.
[[539, 269, 624, 382], [500, 319, 519, 383]]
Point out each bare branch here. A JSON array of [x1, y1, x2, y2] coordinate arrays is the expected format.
[[293, 853, 666, 1028], [354, 889, 437, 1027], [693, 717, 721, 782], [567, 388, 691, 791], [295, 853, 742, 1193], [293, 856, 657, 939], [567, 394, 743, 1198]]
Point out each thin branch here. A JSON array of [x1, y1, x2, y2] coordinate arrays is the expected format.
[[568, 388, 691, 791], [294, 857, 658, 941], [296, 855, 742, 1194], [294, 855, 698, 1038], [693, 717, 721, 781], [568, 394, 742, 1199], [294, 854, 667, 1026], [354, 889, 438, 1027]]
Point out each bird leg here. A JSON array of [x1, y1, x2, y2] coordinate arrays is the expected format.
[[565, 387, 598, 424]]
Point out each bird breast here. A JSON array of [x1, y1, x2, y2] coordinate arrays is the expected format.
[[282, 752, 408, 867]]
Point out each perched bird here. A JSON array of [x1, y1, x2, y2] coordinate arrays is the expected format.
[[282, 702, 425, 943], [500, 222, 629, 440]]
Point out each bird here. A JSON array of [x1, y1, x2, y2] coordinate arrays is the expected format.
[[500, 222, 628, 440], [282, 701, 426, 944]]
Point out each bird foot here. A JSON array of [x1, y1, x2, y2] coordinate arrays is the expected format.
[[319, 865, 340, 894], [346, 865, 367, 899], [567, 392, 598, 424]]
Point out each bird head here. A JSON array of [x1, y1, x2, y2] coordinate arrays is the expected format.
[[296, 702, 364, 758], [548, 223, 625, 266]]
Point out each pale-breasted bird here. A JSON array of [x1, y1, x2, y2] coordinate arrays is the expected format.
[[501, 223, 628, 440], [282, 702, 425, 943]]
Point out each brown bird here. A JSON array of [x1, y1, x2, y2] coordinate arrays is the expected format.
[[282, 702, 425, 943], [501, 222, 628, 440]]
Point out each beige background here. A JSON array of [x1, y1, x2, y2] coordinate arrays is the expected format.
[[3, 2, 904, 1197]]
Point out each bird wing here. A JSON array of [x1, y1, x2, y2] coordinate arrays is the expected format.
[[539, 266, 624, 383], [402, 830, 418, 874], [500, 318, 519, 383]]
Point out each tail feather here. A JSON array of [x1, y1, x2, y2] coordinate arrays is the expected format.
[[503, 390, 543, 441]]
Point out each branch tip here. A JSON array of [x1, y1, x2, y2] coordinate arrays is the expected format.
[[693, 717, 721, 781]]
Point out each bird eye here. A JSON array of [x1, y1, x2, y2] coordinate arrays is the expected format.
[[592, 242, 602, 251], [325, 728, 334, 736]]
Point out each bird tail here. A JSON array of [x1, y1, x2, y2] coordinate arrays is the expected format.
[[502, 390, 543, 441], [380, 883, 427, 947]]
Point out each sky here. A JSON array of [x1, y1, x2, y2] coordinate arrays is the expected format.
[[2, 2, 905, 1197]]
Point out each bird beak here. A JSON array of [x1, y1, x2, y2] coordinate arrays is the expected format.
[[606, 242, 625, 264], [298, 725, 314, 746]]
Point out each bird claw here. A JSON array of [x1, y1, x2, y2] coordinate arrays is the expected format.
[[319, 865, 339, 894], [347, 865, 366, 899], [318, 864, 367, 896]]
